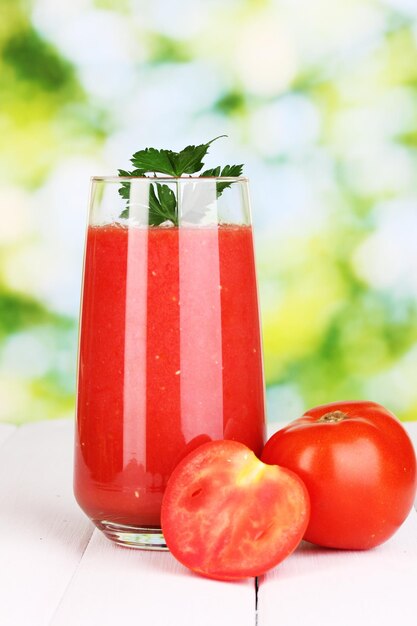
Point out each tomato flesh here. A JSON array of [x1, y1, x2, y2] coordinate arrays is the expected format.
[[161, 440, 310, 580], [261, 401, 417, 550]]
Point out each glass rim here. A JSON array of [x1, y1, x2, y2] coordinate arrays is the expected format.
[[91, 175, 249, 183]]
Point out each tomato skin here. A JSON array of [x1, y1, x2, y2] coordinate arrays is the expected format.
[[161, 440, 310, 580], [261, 401, 417, 550]]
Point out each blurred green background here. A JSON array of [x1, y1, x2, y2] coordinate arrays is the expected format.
[[1, 0, 417, 424]]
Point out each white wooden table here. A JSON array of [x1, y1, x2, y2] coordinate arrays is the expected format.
[[0, 419, 416, 626]]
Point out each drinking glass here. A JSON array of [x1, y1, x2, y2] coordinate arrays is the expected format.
[[74, 176, 266, 549]]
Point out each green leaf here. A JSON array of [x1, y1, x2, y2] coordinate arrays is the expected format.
[[118, 168, 149, 206], [118, 169, 132, 201], [156, 183, 177, 214], [149, 183, 178, 225], [216, 163, 244, 195], [199, 166, 221, 177], [219, 164, 244, 177], [130, 135, 227, 177], [173, 144, 206, 175], [131, 148, 178, 176], [174, 135, 227, 175], [201, 163, 244, 196], [118, 137, 243, 222]]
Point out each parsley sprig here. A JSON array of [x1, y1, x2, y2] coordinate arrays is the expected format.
[[118, 136, 243, 225]]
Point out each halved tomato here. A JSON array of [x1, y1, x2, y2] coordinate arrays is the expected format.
[[161, 440, 310, 581]]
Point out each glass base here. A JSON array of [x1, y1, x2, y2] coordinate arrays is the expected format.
[[95, 520, 168, 550]]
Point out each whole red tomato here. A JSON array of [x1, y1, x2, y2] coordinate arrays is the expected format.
[[261, 401, 417, 550]]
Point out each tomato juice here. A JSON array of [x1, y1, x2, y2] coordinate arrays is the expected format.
[[74, 223, 266, 531]]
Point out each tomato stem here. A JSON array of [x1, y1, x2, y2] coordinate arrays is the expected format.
[[318, 410, 347, 423]]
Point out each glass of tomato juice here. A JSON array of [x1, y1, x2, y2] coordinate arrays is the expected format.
[[74, 176, 266, 549]]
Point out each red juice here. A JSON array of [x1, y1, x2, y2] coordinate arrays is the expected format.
[[74, 223, 266, 530]]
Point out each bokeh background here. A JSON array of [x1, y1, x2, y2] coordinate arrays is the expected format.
[[1, 0, 417, 425]]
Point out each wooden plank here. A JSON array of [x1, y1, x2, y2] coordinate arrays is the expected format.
[[258, 510, 417, 626], [0, 422, 17, 448], [51, 529, 256, 626], [0, 419, 94, 626], [258, 421, 417, 626]]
